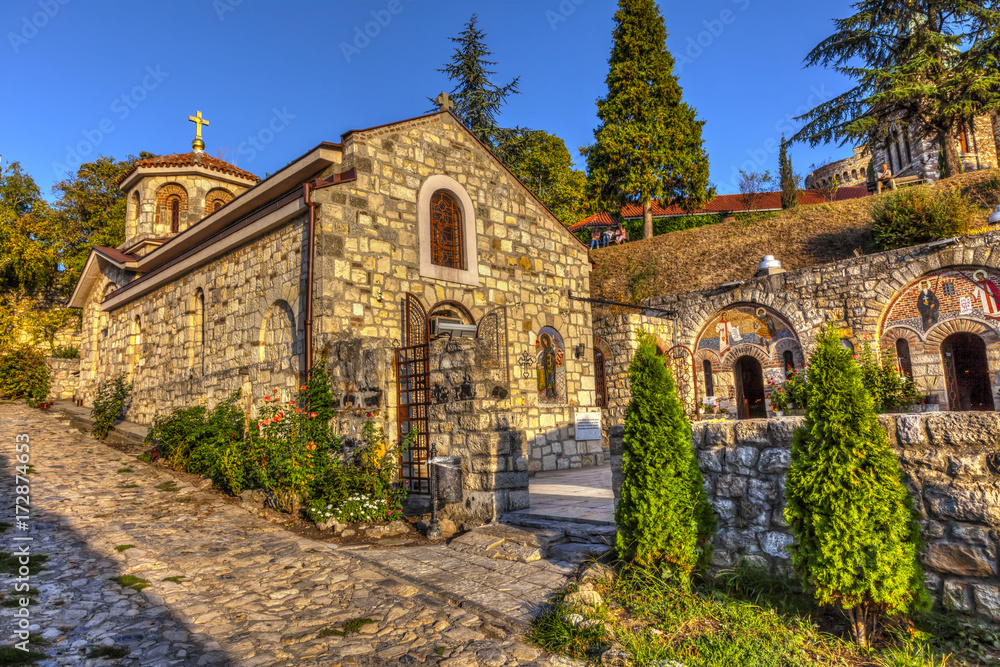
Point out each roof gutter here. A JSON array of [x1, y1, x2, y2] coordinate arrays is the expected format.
[[304, 181, 316, 379]]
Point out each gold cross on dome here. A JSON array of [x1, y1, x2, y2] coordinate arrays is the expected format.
[[188, 110, 210, 151], [434, 92, 454, 112]]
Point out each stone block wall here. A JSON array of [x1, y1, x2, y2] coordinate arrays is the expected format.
[[46, 358, 80, 400], [610, 413, 1000, 621]]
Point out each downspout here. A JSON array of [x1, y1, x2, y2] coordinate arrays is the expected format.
[[304, 181, 316, 379]]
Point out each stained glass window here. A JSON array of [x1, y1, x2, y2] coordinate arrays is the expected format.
[[430, 191, 464, 270]]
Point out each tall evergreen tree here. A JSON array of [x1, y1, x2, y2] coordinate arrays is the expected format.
[[436, 14, 525, 167], [785, 326, 927, 647], [778, 137, 799, 209], [616, 333, 715, 581], [791, 1, 1000, 179], [585, 0, 713, 240]]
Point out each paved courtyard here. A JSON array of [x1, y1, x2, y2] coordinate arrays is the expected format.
[[0, 404, 582, 667], [508, 467, 614, 525]]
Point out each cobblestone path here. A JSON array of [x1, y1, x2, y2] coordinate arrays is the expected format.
[[0, 404, 579, 667]]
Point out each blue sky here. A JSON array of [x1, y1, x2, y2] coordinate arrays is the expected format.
[[1, 0, 858, 202]]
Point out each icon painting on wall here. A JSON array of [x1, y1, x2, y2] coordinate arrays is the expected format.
[[883, 269, 1000, 335], [536, 326, 565, 404], [698, 306, 796, 356]]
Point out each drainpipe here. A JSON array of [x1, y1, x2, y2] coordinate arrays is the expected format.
[[304, 181, 316, 380]]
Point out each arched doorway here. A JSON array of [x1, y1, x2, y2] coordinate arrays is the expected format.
[[734, 355, 767, 419], [942, 332, 995, 411]]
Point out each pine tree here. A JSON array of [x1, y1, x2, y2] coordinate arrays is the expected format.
[[615, 333, 715, 581], [778, 136, 799, 209], [585, 0, 713, 240], [791, 1, 1000, 179], [784, 325, 928, 647], [436, 14, 525, 166]]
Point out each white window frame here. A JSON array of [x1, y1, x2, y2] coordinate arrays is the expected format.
[[417, 174, 479, 287]]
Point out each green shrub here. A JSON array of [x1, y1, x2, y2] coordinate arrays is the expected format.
[[51, 345, 79, 359], [91, 373, 131, 439], [784, 326, 928, 647], [857, 339, 919, 412], [623, 213, 723, 239], [145, 392, 250, 494], [0, 346, 51, 407], [783, 367, 809, 409], [615, 333, 716, 582], [307, 420, 411, 524], [871, 186, 974, 250]]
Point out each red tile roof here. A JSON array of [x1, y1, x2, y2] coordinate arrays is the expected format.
[[117, 153, 261, 185], [93, 246, 139, 264], [567, 211, 618, 232], [618, 187, 870, 218]]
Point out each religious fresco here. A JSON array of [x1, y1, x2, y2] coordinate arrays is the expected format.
[[535, 327, 566, 404], [883, 268, 1000, 335], [697, 305, 797, 356]]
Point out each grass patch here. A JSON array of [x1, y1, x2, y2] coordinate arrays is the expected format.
[[85, 646, 128, 659], [116, 467, 133, 474], [0, 522, 11, 534], [319, 617, 376, 637], [0, 587, 39, 607], [155, 481, 180, 493], [162, 576, 184, 583], [530, 562, 989, 667], [0, 553, 47, 576], [113, 544, 135, 553], [112, 575, 149, 592], [0, 646, 46, 664], [117, 483, 138, 489], [434, 646, 447, 656]]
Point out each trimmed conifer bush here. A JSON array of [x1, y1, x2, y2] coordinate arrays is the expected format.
[[784, 325, 928, 647], [615, 333, 715, 582]]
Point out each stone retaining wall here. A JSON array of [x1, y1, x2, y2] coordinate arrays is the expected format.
[[610, 413, 1000, 620], [46, 358, 80, 400]]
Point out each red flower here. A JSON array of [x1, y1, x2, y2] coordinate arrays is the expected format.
[[310, 412, 317, 419], [273, 388, 279, 393], [231, 433, 236, 438], [300, 385, 307, 390], [264, 396, 271, 402], [366, 412, 372, 418], [295, 408, 302, 414], [277, 411, 284, 420]]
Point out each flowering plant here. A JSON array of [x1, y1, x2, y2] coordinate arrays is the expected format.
[[767, 380, 789, 411]]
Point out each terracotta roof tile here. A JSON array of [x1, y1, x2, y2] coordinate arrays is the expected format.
[[567, 211, 618, 232], [117, 153, 260, 185], [618, 187, 870, 218]]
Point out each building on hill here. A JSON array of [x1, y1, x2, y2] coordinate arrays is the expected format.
[[806, 113, 998, 189], [804, 146, 870, 189], [68, 108, 605, 518], [568, 187, 870, 235]]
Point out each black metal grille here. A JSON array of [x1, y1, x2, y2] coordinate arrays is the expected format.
[[396, 343, 431, 494], [594, 347, 608, 408]]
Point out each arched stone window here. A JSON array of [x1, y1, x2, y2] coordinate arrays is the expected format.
[[595, 346, 608, 408], [205, 188, 234, 215], [418, 175, 479, 286], [260, 300, 302, 390], [783, 349, 795, 377], [702, 358, 714, 398], [129, 191, 140, 237], [129, 315, 142, 376], [155, 184, 188, 235], [190, 289, 205, 372], [430, 190, 464, 270], [169, 196, 181, 233], [851, 169, 858, 180]]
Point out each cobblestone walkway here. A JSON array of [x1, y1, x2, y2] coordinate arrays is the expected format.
[[0, 404, 580, 667]]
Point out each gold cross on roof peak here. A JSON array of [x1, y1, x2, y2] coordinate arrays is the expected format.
[[188, 110, 210, 152]]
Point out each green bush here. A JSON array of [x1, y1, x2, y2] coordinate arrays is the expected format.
[[307, 420, 412, 524], [783, 367, 809, 408], [145, 392, 250, 494], [784, 325, 928, 647], [615, 332, 716, 582], [624, 213, 723, 240], [91, 373, 131, 439], [0, 346, 51, 407], [857, 339, 919, 412], [871, 186, 974, 250], [51, 345, 79, 359]]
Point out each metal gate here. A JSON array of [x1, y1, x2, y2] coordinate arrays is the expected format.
[[395, 343, 431, 494]]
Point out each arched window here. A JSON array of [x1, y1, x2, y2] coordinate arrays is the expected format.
[[702, 359, 714, 398], [213, 200, 223, 211], [169, 196, 180, 233], [129, 315, 142, 375], [429, 190, 464, 270], [851, 169, 858, 180], [783, 350, 795, 377], [895, 338, 913, 379], [594, 347, 608, 408], [190, 289, 205, 372]]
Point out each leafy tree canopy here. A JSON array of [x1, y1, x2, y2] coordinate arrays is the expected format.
[[585, 0, 714, 239], [507, 131, 594, 225], [791, 0, 1000, 178]]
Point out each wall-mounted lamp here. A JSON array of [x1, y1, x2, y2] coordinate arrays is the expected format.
[[575, 343, 586, 359]]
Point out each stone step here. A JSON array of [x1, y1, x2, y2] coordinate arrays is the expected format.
[[448, 528, 546, 563], [548, 542, 614, 564], [501, 514, 618, 545]]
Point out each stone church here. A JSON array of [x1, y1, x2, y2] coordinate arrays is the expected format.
[[69, 106, 604, 517]]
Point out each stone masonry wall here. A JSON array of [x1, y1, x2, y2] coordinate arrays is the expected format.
[[46, 358, 80, 400], [610, 413, 1000, 621]]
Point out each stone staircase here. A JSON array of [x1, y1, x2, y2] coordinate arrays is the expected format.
[[448, 513, 617, 564]]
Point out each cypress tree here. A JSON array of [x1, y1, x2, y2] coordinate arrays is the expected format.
[[615, 333, 715, 581], [585, 0, 713, 240], [784, 326, 927, 647], [778, 136, 798, 209]]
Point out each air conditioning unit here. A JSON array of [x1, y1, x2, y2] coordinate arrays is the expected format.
[[432, 317, 478, 339]]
